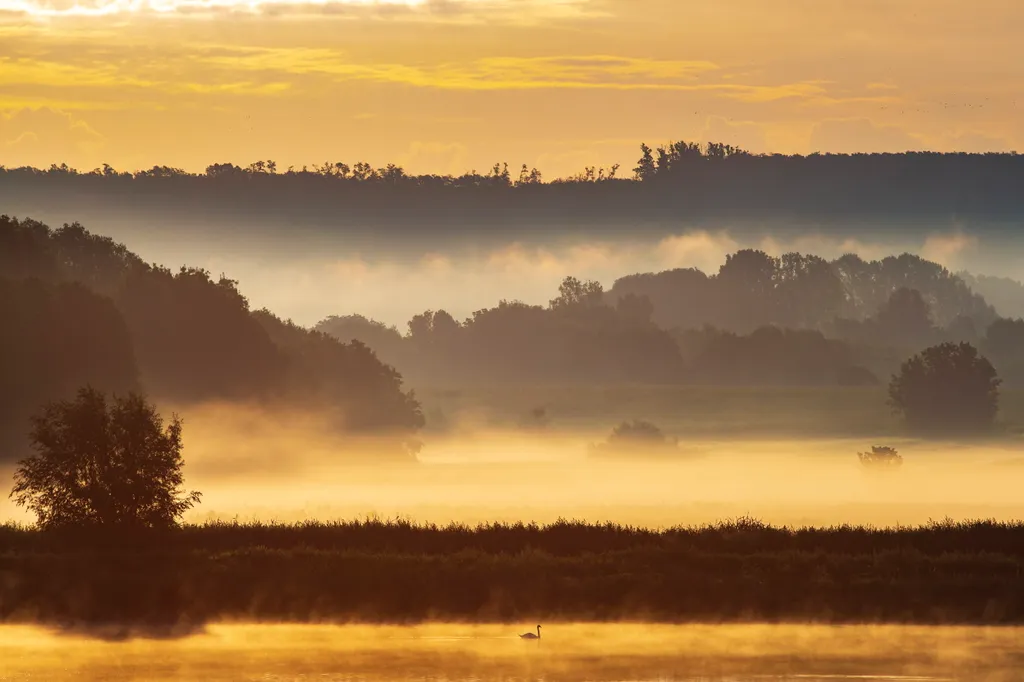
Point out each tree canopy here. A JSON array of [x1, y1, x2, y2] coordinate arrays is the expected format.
[[0, 215, 423, 460], [10, 387, 201, 530], [888, 342, 1001, 433], [609, 250, 994, 334]]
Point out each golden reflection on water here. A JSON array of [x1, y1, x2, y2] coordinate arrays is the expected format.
[[1, 623, 1023, 681]]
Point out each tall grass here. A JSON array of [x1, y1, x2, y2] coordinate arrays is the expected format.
[[1, 518, 1023, 626]]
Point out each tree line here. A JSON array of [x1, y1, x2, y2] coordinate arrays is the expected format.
[[5, 145, 1024, 222], [0, 216, 423, 462], [609, 250, 994, 333], [315, 250, 1024, 391]]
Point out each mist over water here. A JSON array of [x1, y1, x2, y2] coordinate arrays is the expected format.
[[2, 623, 1022, 681]]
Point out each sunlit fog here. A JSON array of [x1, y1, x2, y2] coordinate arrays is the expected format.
[[30, 217, 1019, 328], [2, 623, 1023, 681]]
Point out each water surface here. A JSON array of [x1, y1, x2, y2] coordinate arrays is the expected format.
[[1, 623, 1021, 681]]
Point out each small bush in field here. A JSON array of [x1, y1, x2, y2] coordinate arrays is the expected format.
[[858, 445, 903, 469], [590, 420, 678, 457]]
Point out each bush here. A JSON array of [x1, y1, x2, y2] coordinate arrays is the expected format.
[[590, 420, 679, 457], [857, 445, 903, 469]]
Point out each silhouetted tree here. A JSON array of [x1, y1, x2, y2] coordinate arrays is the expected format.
[[888, 342, 1000, 433], [117, 265, 285, 401], [984, 317, 1024, 358], [716, 249, 780, 331], [254, 310, 424, 434], [2, 217, 426, 440], [980, 317, 1024, 388], [633, 143, 656, 181], [608, 268, 713, 330], [875, 288, 935, 345], [960, 272, 1024, 319], [944, 315, 979, 344], [550, 276, 604, 310], [0, 278, 139, 461], [615, 293, 655, 325], [775, 253, 845, 328], [316, 314, 404, 365], [678, 325, 865, 386], [615, 251, 994, 336], [9, 387, 201, 530]]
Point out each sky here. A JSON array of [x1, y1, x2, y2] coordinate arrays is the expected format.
[[1, 0, 1022, 178]]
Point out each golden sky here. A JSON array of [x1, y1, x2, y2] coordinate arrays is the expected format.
[[1, 0, 1022, 177]]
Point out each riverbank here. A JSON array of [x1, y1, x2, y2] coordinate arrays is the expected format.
[[1, 518, 1022, 625]]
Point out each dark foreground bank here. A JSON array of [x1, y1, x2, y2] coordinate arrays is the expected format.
[[1, 518, 1022, 625]]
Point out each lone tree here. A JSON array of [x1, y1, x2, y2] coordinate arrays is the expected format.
[[9, 387, 201, 530], [888, 342, 1000, 433]]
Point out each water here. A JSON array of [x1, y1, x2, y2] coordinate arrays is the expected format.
[[1, 624, 1022, 681]]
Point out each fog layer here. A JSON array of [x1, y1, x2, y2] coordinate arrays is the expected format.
[[19, 214, 1021, 327], [1, 623, 1022, 681]]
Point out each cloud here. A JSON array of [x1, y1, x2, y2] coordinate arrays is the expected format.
[[942, 131, 1015, 153], [654, 232, 740, 272], [198, 49, 724, 90], [921, 231, 979, 269], [0, 57, 155, 89], [808, 118, 927, 154], [0, 56, 292, 99], [700, 116, 768, 153], [184, 47, 846, 103], [0, 107, 104, 163], [399, 141, 469, 176], [0, 0, 601, 20]]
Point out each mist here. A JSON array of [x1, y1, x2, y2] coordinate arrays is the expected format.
[[181, 436, 1024, 528], [46, 219, 1024, 328], [2, 622, 1023, 681], [7, 196, 1024, 327], [10, 401, 1013, 529], [5, 394, 1024, 529]]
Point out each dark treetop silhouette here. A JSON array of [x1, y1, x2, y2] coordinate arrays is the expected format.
[[10, 387, 201, 530], [0, 215, 423, 462], [317, 253, 1015, 390], [4, 145, 1024, 244], [887, 342, 1001, 433]]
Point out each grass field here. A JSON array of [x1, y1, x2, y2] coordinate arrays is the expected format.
[[415, 385, 1024, 439], [2, 518, 1023, 626]]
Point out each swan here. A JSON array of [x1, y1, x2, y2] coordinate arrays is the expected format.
[[519, 625, 541, 639]]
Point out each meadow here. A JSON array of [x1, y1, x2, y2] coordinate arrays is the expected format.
[[416, 385, 1024, 438]]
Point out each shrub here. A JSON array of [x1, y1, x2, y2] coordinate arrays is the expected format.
[[857, 445, 903, 469]]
